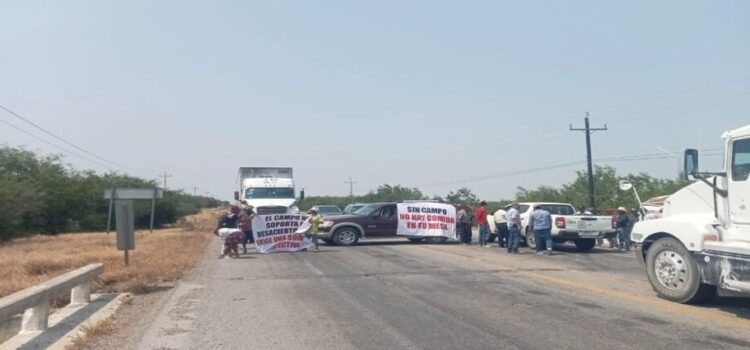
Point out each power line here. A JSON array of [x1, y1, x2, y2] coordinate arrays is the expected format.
[[420, 160, 587, 189], [0, 117, 115, 170], [415, 147, 725, 191], [0, 103, 134, 171]]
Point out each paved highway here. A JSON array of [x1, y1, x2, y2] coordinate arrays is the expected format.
[[133, 239, 750, 350]]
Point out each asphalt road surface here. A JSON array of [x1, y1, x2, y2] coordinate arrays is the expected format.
[[133, 238, 750, 350]]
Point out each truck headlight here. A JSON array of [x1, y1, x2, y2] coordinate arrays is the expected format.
[[320, 221, 334, 228], [290, 206, 300, 214]]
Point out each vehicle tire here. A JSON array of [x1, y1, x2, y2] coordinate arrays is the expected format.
[[425, 236, 448, 244], [525, 230, 537, 250], [332, 227, 359, 246], [574, 239, 596, 251], [487, 234, 497, 243], [645, 238, 716, 304], [408, 238, 424, 243]]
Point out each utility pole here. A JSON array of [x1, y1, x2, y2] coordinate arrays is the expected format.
[[160, 172, 172, 190], [344, 176, 357, 197], [570, 113, 607, 212], [192, 186, 198, 196]]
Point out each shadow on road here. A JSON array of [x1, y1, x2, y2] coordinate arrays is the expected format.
[[552, 243, 635, 256], [330, 240, 461, 247]]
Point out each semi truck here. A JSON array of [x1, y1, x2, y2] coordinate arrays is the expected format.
[[233, 167, 304, 215], [632, 123, 750, 303]]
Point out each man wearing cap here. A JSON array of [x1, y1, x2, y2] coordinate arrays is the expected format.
[[306, 208, 324, 252], [616, 207, 632, 251], [505, 202, 522, 254]]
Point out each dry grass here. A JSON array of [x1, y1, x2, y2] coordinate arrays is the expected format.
[[0, 209, 220, 299], [65, 317, 115, 350]]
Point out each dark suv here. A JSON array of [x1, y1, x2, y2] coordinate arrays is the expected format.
[[318, 202, 449, 246]]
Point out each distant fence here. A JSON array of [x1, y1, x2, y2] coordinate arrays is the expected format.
[[0, 264, 103, 334]]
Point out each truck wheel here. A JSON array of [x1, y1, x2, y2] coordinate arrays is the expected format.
[[525, 231, 537, 250], [425, 236, 448, 244], [332, 227, 359, 246], [408, 238, 424, 243], [574, 239, 596, 251], [645, 238, 716, 304]]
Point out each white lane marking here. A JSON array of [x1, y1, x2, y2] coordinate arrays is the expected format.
[[303, 259, 325, 276], [607, 253, 636, 259]]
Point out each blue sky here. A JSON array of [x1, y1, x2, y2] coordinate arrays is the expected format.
[[1, 1, 749, 200]]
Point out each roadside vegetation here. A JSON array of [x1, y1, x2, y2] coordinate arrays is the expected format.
[[301, 165, 688, 212], [0, 147, 224, 241]]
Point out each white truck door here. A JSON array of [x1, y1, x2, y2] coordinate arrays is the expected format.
[[728, 137, 750, 231]]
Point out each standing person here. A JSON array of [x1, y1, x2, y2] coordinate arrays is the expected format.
[[456, 205, 471, 244], [237, 205, 255, 255], [616, 207, 632, 251], [306, 208, 324, 252], [493, 207, 508, 248], [475, 201, 489, 247], [214, 205, 241, 257], [528, 204, 553, 255], [505, 202, 522, 254]]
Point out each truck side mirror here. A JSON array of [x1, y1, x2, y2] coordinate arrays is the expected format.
[[683, 149, 699, 180], [299, 189, 305, 202], [234, 191, 240, 200]]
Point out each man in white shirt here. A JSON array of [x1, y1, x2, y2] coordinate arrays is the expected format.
[[493, 208, 508, 248], [505, 203, 522, 254]]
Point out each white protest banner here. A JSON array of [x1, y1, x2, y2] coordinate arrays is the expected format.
[[251, 214, 315, 253], [397, 202, 456, 239]]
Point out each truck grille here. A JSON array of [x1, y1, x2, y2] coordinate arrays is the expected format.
[[256, 206, 288, 215]]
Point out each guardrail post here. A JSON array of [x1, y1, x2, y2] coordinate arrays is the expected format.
[[70, 281, 91, 306], [21, 303, 49, 333]]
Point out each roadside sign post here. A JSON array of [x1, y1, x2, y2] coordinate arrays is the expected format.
[[115, 200, 135, 266], [104, 187, 164, 233], [103, 188, 164, 266], [106, 188, 116, 234], [150, 188, 158, 233]]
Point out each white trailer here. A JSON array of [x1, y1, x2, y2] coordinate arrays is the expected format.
[[632, 124, 750, 303], [234, 167, 304, 214]]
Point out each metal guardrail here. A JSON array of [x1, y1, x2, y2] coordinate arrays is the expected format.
[[0, 263, 104, 334]]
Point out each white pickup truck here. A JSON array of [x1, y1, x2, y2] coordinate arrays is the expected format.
[[490, 202, 617, 251]]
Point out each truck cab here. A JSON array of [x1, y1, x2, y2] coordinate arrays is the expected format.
[[632, 124, 750, 303], [234, 167, 303, 214]]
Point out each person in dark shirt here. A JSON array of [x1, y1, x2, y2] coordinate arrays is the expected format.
[[215, 205, 241, 257], [237, 205, 255, 255], [616, 207, 631, 251]]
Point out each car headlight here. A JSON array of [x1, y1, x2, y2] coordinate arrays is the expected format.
[[320, 221, 334, 228], [290, 206, 300, 214]]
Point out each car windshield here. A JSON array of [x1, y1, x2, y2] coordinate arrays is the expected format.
[[353, 204, 381, 215], [245, 187, 295, 199], [539, 205, 576, 215], [316, 206, 341, 214]]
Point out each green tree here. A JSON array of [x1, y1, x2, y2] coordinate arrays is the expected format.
[[0, 146, 220, 240], [445, 188, 479, 206], [514, 165, 690, 212]]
